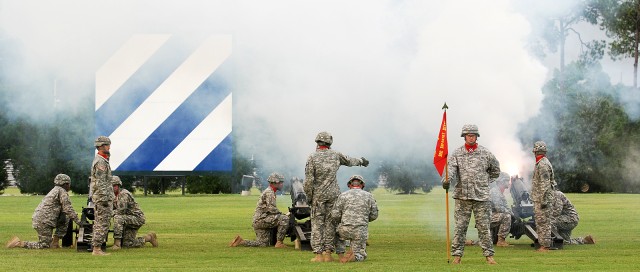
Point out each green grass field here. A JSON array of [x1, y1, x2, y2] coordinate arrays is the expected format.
[[1, 187, 639, 271]]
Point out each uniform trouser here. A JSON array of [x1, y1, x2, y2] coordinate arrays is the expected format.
[[335, 225, 368, 261], [113, 214, 146, 248], [553, 214, 579, 244], [490, 212, 511, 239], [92, 201, 113, 247], [310, 200, 336, 253], [244, 214, 289, 247], [534, 203, 552, 248], [24, 214, 70, 249], [451, 199, 494, 257]]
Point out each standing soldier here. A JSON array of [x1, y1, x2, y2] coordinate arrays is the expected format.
[[111, 176, 158, 250], [90, 135, 114, 256], [551, 190, 595, 245], [443, 124, 500, 265], [303, 131, 369, 262], [330, 175, 378, 263], [6, 174, 81, 249], [229, 172, 289, 248], [531, 140, 556, 252]]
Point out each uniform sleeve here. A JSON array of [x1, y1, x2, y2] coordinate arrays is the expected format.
[[59, 190, 79, 224], [338, 152, 363, 167], [446, 153, 459, 184], [265, 192, 281, 215], [487, 153, 501, 180], [368, 197, 379, 222], [303, 156, 315, 202]]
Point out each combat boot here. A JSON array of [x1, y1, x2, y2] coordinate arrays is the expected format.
[[486, 256, 497, 265], [322, 250, 334, 262], [310, 253, 323, 262], [496, 237, 512, 247], [92, 246, 110, 256], [274, 241, 287, 248], [145, 232, 158, 247], [340, 250, 355, 263], [584, 235, 596, 244], [50, 236, 60, 249], [451, 256, 461, 264], [536, 246, 550, 252], [229, 235, 245, 247], [337, 252, 345, 261], [111, 239, 122, 250], [5, 236, 23, 248]]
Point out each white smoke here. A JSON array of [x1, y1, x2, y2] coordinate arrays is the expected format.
[[0, 0, 548, 178]]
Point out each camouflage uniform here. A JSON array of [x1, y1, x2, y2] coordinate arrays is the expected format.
[[447, 144, 501, 257], [489, 185, 511, 240], [551, 190, 588, 244], [532, 156, 556, 248], [330, 188, 378, 262], [90, 153, 114, 247], [243, 187, 289, 247], [303, 148, 365, 253], [113, 188, 146, 248], [23, 186, 80, 249]]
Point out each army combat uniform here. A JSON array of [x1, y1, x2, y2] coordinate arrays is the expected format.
[[551, 190, 591, 244], [532, 156, 556, 248], [90, 152, 114, 248], [113, 188, 147, 248], [23, 186, 81, 249], [242, 187, 289, 247], [303, 147, 366, 254], [447, 144, 501, 258], [489, 185, 511, 241], [330, 187, 378, 261]]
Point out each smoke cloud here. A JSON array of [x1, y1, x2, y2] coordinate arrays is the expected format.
[[1, 0, 548, 180]]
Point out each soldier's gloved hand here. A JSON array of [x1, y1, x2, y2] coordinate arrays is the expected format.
[[361, 157, 369, 167], [442, 182, 450, 190]]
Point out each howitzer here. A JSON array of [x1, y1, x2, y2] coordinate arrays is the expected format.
[[61, 195, 111, 252], [286, 179, 312, 250], [495, 175, 563, 249]]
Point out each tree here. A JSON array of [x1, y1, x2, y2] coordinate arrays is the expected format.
[[586, 0, 640, 88], [377, 160, 435, 194]]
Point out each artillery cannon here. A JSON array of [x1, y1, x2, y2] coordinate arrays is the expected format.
[[286, 179, 312, 250], [61, 197, 110, 252]]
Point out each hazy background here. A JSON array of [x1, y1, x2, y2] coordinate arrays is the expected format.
[[1, 0, 627, 181]]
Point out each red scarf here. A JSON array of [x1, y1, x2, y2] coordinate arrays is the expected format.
[[465, 143, 477, 153], [270, 184, 278, 193], [317, 145, 330, 150], [536, 154, 545, 163], [98, 151, 109, 160]]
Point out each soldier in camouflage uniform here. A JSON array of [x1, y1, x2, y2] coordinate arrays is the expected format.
[[90, 136, 114, 256], [229, 172, 289, 248], [110, 176, 157, 250], [443, 124, 500, 265], [551, 190, 595, 245], [531, 141, 556, 252], [6, 174, 81, 250], [490, 173, 512, 247], [330, 175, 378, 263], [303, 131, 369, 262]]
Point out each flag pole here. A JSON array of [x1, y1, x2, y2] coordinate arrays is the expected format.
[[442, 103, 450, 263]]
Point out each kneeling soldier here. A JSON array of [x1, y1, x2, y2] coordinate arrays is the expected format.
[[111, 176, 157, 249], [229, 172, 289, 248]]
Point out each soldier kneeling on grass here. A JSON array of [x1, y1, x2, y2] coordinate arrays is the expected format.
[[110, 176, 158, 249], [330, 175, 378, 263], [229, 172, 289, 248], [6, 174, 81, 249]]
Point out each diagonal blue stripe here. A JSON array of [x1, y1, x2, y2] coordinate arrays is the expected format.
[[115, 59, 232, 171], [194, 134, 232, 172], [94, 36, 205, 136]]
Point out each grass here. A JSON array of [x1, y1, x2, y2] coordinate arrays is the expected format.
[[1, 187, 638, 271]]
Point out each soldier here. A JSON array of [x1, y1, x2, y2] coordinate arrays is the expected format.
[[6, 174, 81, 249], [551, 190, 595, 245], [531, 141, 556, 252], [90, 135, 115, 256], [465, 173, 512, 247], [303, 131, 369, 262], [443, 124, 500, 265], [330, 175, 378, 263], [229, 172, 289, 248], [110, 176, 157, 250]]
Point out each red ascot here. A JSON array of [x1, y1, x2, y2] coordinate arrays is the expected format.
[[465, 143, 477, 153], [98, 151, 109, 160], [536, 154, 545, 163], [317, 145, 330, 150]]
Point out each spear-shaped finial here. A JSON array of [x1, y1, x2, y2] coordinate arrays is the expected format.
[[442, 102, 448, 110]]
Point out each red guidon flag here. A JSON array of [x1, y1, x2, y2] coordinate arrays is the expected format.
[[433, 111, 448, 176]]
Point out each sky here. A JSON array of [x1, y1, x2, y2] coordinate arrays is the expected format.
[[0, 0, 587, 180]]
